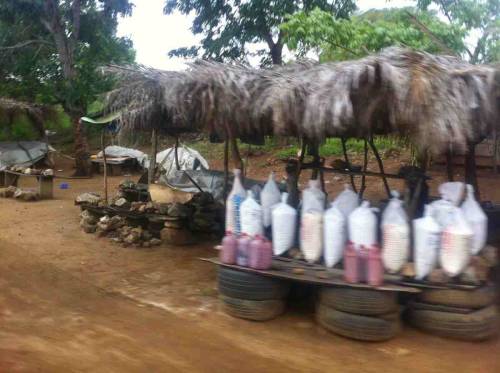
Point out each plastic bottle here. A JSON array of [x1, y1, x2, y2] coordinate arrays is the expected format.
[[440, 207, 473, 277], [381, 191, 410, 274], [240, 190, 264, 237], [220, 231, 237, 264], [343, 241, 358, 283], [249, 236, 273, 270], [236, 234, 251, 267], [358, 245, 369, 283], [302, 179, 326, 213], [323, 204, 346, 268], [367, 245, 383, 286], [272, 193, 297, 256], [348, 201, 377, 250], [413, 205, 441, 280], [225, 169, 246, 234], [261, 172, 281, 228], [331, 184, 359, 218], [300, 210, 323, 263], [461, 184, 487, 254]]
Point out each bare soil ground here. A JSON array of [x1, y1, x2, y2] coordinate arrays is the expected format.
[[0, 153, 499, 372]]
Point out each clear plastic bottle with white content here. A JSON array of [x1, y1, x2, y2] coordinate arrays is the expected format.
[[271, 193, 297, 256], [225, 169, 246, 233], [260, 172, 281, 228], [461, 184, 487, 254], [323, 204, 346, 268], [240, 190, 264, 237]]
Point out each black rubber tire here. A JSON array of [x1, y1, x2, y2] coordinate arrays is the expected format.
[[218, 267, 290, 301], [417, 286, 496, 309], [319, 287, 398, 316], [407, 305, 498, 341], [219, 295, 285, 321], [409, 301, 474, 314], [316, 304, 400, 341]]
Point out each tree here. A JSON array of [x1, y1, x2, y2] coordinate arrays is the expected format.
[[164, 0, 356, 66], [416, 0, 499, 64], [0, 1, 135, 175], [281, 7, 467, 61]]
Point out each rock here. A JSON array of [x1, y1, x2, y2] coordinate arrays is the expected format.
[[96, 228, 108, 238], [167, 203, 190, 218], [145, 202, 154, 210], [113, 197, 129, 208], [123, 233, 138, 244], [42, 169, 54, 176], [0, 186, 18, 198], [160, 226, 194, 246], [80, 210, 98, 225], [401, 262, 416, 278], [142, 230, 153, 241], [155, 203, 170, 215], [428, 269, 450, 284], [80, 222, 97, 234], [14, 188, 39, 201], [150, 238, 162, 246], [110, 237, 123, 244], [75, 192, 101, 205]]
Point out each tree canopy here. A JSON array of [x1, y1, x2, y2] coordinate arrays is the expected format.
[[164, 0, 356, 65], [281, 6, 467, 61], [0, 0, 136, 174]]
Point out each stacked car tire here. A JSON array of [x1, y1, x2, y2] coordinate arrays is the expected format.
[[406, 285, 498, 341], [316, 287, 401, 341], [217, 267, 290, 321]]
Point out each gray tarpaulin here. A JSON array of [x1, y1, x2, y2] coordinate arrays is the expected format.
[[0, 141, 52, 170], [159, 169, 286, 203]]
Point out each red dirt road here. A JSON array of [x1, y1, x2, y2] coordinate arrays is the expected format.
[[0, 155, 499, 372]]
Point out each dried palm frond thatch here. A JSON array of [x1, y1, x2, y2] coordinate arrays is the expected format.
[[0, 98, 55, 137], [102, 48, 499, 154]]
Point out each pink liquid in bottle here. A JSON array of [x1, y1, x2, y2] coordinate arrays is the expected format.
[[220, 231, 237, 264], [367, 245, 383, 286], [236, 234, 251, 267], [248, 236, 262, 269], [259, 238, 273, 270], [344, 241, 358, 283], [358, 245, 369, 283]]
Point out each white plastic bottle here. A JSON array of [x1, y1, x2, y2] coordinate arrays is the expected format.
[[240, 190, 264, 237], [271, 193, 297, 256], [302, 179, 326, 213], [440, 207, 473, 277], [348, 201, 377, 250], [260, 172, 281, 228], [323, 205, 346, 268], [331, 184, 359, 218], [381, 191, 410, 273], [413, 205, 441, 280], [461, 184, 487, 254], [225, 169, 246, 234]]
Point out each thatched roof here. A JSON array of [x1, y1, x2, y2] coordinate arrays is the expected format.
[[102, 48, 499, 154], [0, 98, 55, 137]]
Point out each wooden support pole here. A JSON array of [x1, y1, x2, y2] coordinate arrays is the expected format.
[[174, 136, 180, 170], [446, 145, 454, 181], [101, 129, 108, 205], [359, 139, 368, 199], [223, 138, 229, 201], [341, 137, 357, 193], [368, 137, 390, 198], [148, 128, 157, 186], [465, 142, 480, 200]]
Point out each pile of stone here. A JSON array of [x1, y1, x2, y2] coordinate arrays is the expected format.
[[79, 210, 161, 248], [75, 192, 104, 206], [5, 166, 54, 176], [185, 192, 224, 235], [0, 186, 39, 201]]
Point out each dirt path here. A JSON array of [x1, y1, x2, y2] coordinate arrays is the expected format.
[[0, 164, 499, 372]]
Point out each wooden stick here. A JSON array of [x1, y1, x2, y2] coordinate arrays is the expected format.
[[101, 129, 108, 205], [147, 128, 157, 186], [368, 137, 390, 198], [174, 136, 180, 170], [341, 137, 357, 192], [359, 139, 368, 199], [446, 144, 454, 181], [223, 138, 229, 201]]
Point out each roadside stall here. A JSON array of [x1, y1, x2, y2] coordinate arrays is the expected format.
[[97, 48, 499, 342]]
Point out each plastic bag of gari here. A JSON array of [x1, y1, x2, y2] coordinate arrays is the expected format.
[[440, 207, 473, 277], [300, 209, 323, 263], [240, 190, 264, 237], [331, 184, 359, 218], [413, 205, 441, 280], [260, 172, 281, 228], [225, 169, 246, 234], [271, 193, 297, 256], [381, 191, 410, 273], [323, 204, 346, 268], [348, 201, 377, 250], [302, 179, 326, 213], [461, 184, 487, 255]]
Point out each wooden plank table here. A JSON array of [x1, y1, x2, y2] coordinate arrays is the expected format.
[[201, 256, 421, 293]]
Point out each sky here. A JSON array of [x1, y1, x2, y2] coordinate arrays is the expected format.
[[117, 0, 417, 71]]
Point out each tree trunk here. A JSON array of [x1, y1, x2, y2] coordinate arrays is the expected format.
[[270, 41, 283, 65], [72, 115, 91, 176]]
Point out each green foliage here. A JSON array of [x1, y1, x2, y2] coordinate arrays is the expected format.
[[164, 0, 356, 65], [0, 1, 135, 112], [416, 0, 499, 63], [281, 7, 467, 61], [0, 113, 38, 141]]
